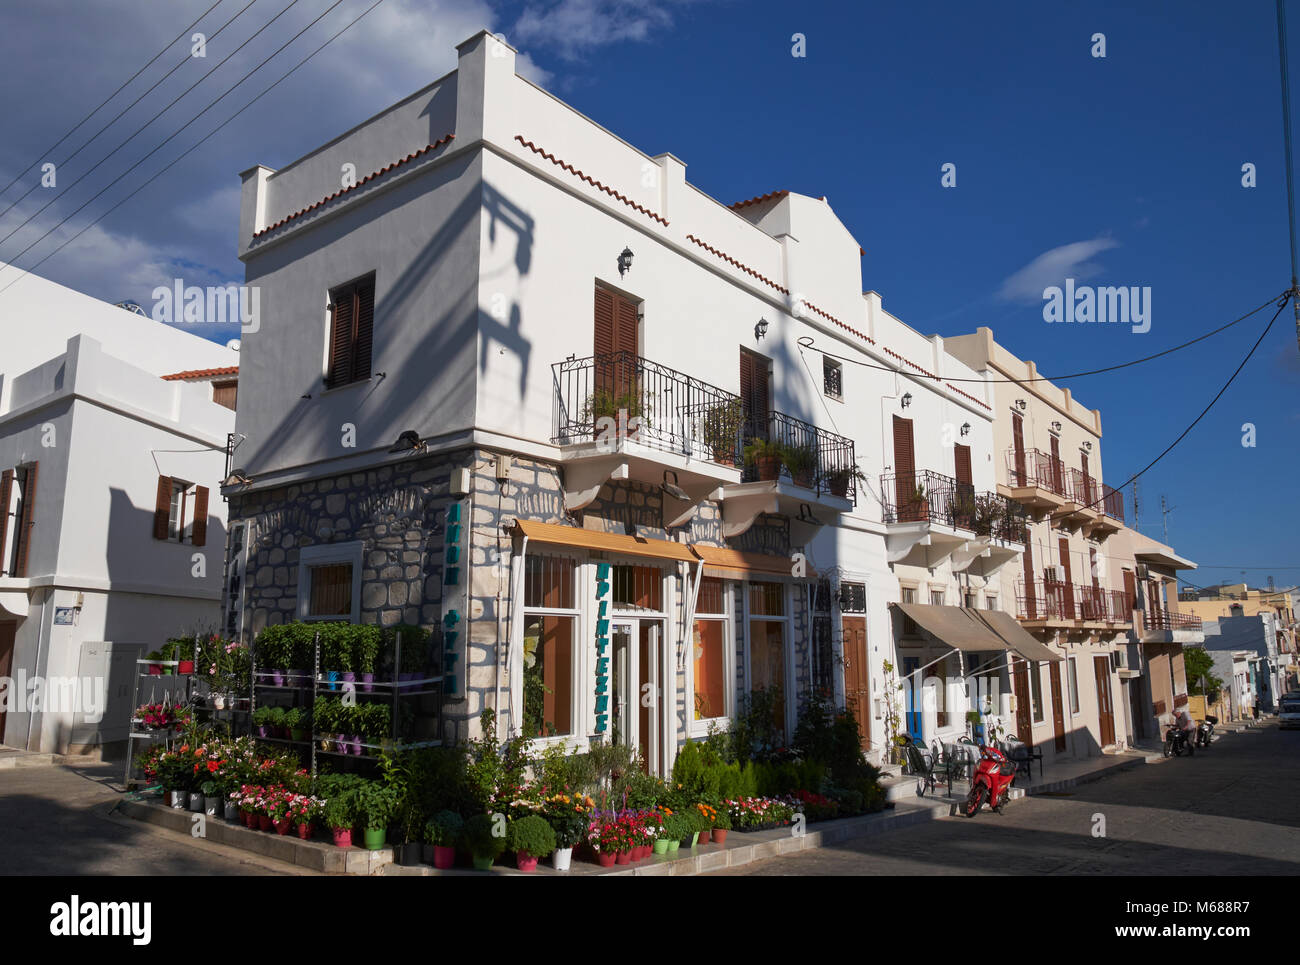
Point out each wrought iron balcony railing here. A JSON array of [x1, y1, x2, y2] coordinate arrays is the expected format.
[[1067, 468, 1097, 510], [1005, 448, 1069, 497], [881, 470, 1027, 541], [1101, 483, 1125, 522], [740, 408, 858, 503], [1143, 608, 1203, 631], [1016, 581, 1134, 623]]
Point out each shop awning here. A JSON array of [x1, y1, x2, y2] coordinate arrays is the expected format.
[[512, 519, 697, 563], [970, 609, 1064, 663], [690, 544, 816, 581], [892, 603, 1011, 653]]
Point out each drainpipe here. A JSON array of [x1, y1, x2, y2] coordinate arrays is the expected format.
[[26, 588, 50, 751], [501, 532, 527, 739]]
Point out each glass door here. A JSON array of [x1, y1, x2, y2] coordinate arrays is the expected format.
[[610, 618, 664, 774]]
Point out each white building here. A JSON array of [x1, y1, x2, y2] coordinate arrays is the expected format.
[[225, 29, 1039, 768], [0, 263, 237, 755], [1202, 612, 1285, 712]]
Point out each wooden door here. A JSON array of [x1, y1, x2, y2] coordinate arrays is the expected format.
[[953, 443, 973, 528], [1094, 655, 1116, 747], [1128, 675, 1146, 739], [739, 348, 771, 444], [893, 416, 919, 521], [1048, 661, 1067, 752], [1049, 435, 1063, 493], [1013, 662, 1033, 745], [1011, 412, 1026, 485], [1122, 569, 1136, 613], [842, 616, 870, 751], [0, 622, 13, 743], [1058, 537, 1074, 618]]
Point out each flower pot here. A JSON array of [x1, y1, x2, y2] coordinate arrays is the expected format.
[[290, 727, 307, 742], [553, 847, 573, 871], [615, 850, 631, 865], [690, 831, 700, 848], [652, 839, 670, 855], [288, 668, 307, 687], [829, 478, 850, 498], [177, 660, 195, 675], [471, 854, 494, 870], [667, 839, 680, 853], [270, 669, 285, 687], [256, 725, 270, 738], [698, 828, 711, 843], [161, 668, 173, 676], [204, 796, 221, 816], [296, 822, 313, 840], [434, 845, 456, 870], [148, 664, 162, 675], [188, 792, 204, 813], [274, 818, 292, 835], [258, 814, 273, 832], [241, 810, 255, 827], [361, 672, 375, 693], [712, 829, 728, 845], [168, 790, 186, 809], [350, 735, 363, 756], [792, 469, 815, 489], [212, 694, 227, 710], [224, 801, 239, 822], [516, 853, 539, 872], [754, 454, 781, 481], [325, 670, 340, 691], [341, 671, 356, 686], [336, 733, 348, 753], [596, 851, 616, 867], [332, 827, 352, 848], [363, 827, 386, 850]]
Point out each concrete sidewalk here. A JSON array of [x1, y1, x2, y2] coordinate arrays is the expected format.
[[0, 745, 57, 770]]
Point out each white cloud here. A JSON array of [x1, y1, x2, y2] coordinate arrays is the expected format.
[[996, 237, 1120, 304], [512, 0, 683, 61]]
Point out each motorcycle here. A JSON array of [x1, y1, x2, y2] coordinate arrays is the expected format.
[[962, 743, 1016, 818], [1163, 724, 1195, 757], [1196, 715, 1217, 748]]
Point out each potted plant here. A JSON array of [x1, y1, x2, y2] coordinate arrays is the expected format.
[[544, 795, 588, 871], [966, 709, 984, 743], [145, 650, 164, 675], [711, 807, 731, 845], [354, 784, 397, 850], [355, 626, 380, 692], [701, 397, 745, 465], [313, 697, 336, 751], [507, 815, 556, 873], [251, 705, 273, 738], [904, 483, 930, 522], [169, 637, 196, 675], [780, 442, 818, 489], [743, 437, 783, 482], [694, 802, 716, 843], [823, 463, 866, 499], [581, 385, 649, 441], [200, 779, 222, 816], [158, 640, 177, 675], [464, 813, 507, 870], [424, 810, 463, 870], [324, 792, 357, 848], [283, 707, 307, 742]]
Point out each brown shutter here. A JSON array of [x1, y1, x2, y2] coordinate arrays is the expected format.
[[15, 462, 36, 577], [1123, 569, 1136, 612], [0, 469, 11, 574], [353, 277, 374, 382], [1011, 412, 1026, 485], [740, 348, 770, 442], [191, 486, 209, 547], [1058, 536, 1074, 618], [954, 443, 972, 488], [211, 380, 238, 410], [1022, 541, 1036, 618], [153, 476, 173, 541], [1080, 451, 1092, 506], [326, 291, 354, 389], [893, 415, 916, 520], [1050, 435, 1063, 493], [613, 292, 638, 356], [594, 286, 615, 356]]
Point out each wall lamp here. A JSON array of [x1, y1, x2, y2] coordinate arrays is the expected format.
[[1083, 441, 1093, 451], [754, 318, 769, 340], [388, 430, 427, 455], [617, 246, 634, 277], [960, 422, 971, 437], [223, 469, 251, 487], [661, 470, 689, 501], [1015, 399, 1027, 411], [1050, 420, 1062, 432], [901, 392, 912, 409]]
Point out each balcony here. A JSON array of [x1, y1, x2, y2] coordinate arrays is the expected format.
[[1058, 467, 1101, 530], [1087, 483, 1126, 537], [881, 470, 1027, 574], [1138, 605, 1205, 645], [1002, 448, 1070, 516], [1015, 581, 1134, 629]]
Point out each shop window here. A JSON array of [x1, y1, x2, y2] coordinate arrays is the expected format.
[[748, 580, 785, 616], [748, 619, 787, 741], [612, 563, 662, 610], [692, 618, 726, 721], [308, 564, 352, 617], [525, 555, 575, 608], [1030, 663, 1045, 722], [297, 542, 363, 623], [696, 576, 726, 615], [522, 614, 575, 738]]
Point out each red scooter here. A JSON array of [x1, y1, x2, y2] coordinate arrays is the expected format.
[[963, 743, 1017, 818]]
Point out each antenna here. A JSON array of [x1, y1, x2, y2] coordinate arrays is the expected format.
[[1160, 494, 1176, 544], [1132, 478, 1140, 525]]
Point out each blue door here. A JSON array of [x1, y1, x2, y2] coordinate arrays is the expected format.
[[903, 657, 922, 739]]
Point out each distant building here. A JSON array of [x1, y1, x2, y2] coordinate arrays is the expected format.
[[1201, 613, 1284, 712]]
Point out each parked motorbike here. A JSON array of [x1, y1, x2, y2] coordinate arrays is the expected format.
[[1163, 724, 1195, 757], [1196, 715, 1217, 748], [962, 743, 1016, 818]]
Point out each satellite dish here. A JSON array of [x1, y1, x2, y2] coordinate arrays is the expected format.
[[225, 339, 241, 351], [114, 300, 147, 316]]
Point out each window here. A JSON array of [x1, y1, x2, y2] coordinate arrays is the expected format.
[[965, 592, 978, 609], [522, 555, 578, 738], [985, 594, 998, 611], [0, 463, 37, 577], [930, 589, 945, 606], [325, 272, 375, 389], [812, 579, 834, 698], [1030, 663, 1044, 722], [900, 586, 918, 636], [823, 356, 843, 400], [1067, 657, 1080, 715], [838, 581, 866, 613], [212, 379, 238, 410], [298, 542, 363, 623], [693, 577, 730, 722], [152, 476, 208, 546], [748, 580, 788, 741], [612, 564, 662, 610]]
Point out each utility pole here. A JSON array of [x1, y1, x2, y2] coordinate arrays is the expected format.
[[1132, 479, 1140, 527], [1160, 494, 1175, 544]]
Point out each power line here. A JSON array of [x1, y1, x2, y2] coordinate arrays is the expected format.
[[1276, 0, 1300, 354], [0, 0, 224, 201], [0, 0, 260, 222], [0, 0, 390, 300], [0, 0, 309, 250], [796, 290, 1285, 385]]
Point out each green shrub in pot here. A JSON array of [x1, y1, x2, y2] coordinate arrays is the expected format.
[[507, 814, 556, 862], [463, 813, 507, 868], [424, 810, 464, 847]]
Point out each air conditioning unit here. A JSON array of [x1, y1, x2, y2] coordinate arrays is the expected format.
[[1136, 563, 1150, 580], [1045, 565, 1066, 582]]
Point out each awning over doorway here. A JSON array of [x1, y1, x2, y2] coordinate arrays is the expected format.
[[689, 545, 816, 581], [970, 609, 1064, 663], [892, 603, 1011, 653], [511, 519, 697, 563]]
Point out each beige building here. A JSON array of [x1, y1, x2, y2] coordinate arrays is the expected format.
[[946, 328, 1203, 759]]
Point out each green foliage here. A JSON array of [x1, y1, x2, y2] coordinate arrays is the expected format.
[[352, 625, 382, 674], [1184, 646, 1224, 704], [729, 687, 787, 763], [671, 740, 723, 802], [742, 437, 783, 465], [424, 810, 464, 847], [387, 624, 430, 675], [352, 783, 399, 831], [322, 792, 357, 830], [682, 806, 711, 835], [792, 692, 867, 777], [535, 741, 599, 795], [751, 759, 825, 797], [779, 442, 817, 478], [507, 814, 556, 858], [312, 772, 369, 800], [463, 813, 507, 859], [660, 811, 690, 841]]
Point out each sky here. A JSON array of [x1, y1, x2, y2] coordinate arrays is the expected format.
[[0, 0, 1298, 590]]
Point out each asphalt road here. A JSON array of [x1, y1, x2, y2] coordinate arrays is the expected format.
[[708, 721, 1300, 876]]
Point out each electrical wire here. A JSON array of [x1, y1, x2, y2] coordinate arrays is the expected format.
[[0, 0, 317, 253], [795, 290, 1286, 385], [0, 0, 389, 299], [0, 0, 225, 202], [0, 0, 261, 223]]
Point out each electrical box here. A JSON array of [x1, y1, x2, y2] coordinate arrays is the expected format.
[[494, 454, 512, 481], [450, 468, 471, 496]]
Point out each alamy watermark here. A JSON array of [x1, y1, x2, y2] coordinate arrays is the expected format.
[[1043, 278, 1151, 333], [0, 673, 105, 723], [152, 281, 260, 333]]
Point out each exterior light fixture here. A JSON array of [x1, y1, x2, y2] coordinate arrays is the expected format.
[[617, 246, 634, 277], [755, 318, 769, 340], [960, 422, 971, 437], [223, 469, 251, 487], [388, 430, 427, 454], [660, 470, 689, 502], [901, 392, 912, 409], [797, 503, 823, 527], [1051, 420, 1062, 432], [1015, 399, 1027, 411], [1084, 441, 1093, 451]]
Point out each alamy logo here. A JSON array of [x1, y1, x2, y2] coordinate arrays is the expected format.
[[0, 673, 105, 722], [151, 281, 260, 333], [50, 896, 151, 945], [1042, 278, 1151, 333]]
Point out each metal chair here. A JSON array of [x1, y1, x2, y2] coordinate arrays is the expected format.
[[1000, 734, 1043, 780], [903, 739, 958, 797]]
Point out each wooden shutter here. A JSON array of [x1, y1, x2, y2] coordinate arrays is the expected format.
[[353, 276, 374, 382], [1011, 412, 1026, 484], [954, 443, 972, 490], [153, 476, 173, 541], [0, 469, 11, 574], [1022, 541, 1036, 618], [15, 462, 36, 577], [892, 415, 916, 520], [191, 486, 209, 547], [1049, 435, 1062, 493], [594, 286, 615, 356], [211, 380, 238, 410], [326, 290, 354, 389], [1080, 451, 1093, 506], [326, 275, 375, 388], [740, 348, 770, 441], [1123, 568, 1136, 612], [1058, 536, 1074, 616]]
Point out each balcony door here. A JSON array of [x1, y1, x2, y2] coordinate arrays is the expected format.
[[739, 347, 771, 445], [1011, 412, 1027, 485], [1080, 451, 1094, 507], [893, 415, 920, 522], [1058, 537, 1074, 618], [1049, 661, 1067, 752], [594, 285, 640, 407], [1094, 655, 1116, 747], [1021, 542, 1037, 619], [611, 618, 664, 775], [1049, 435, 1064, 493], [1013, 661, 1034, 746], [953, 443, 974, 528]]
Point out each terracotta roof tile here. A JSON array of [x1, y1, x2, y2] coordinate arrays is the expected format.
[[514, 135, 669, 226], [252, 133, 455, 239], [729, 189, 789, 211], [685, 233, 789, 295], [161, 366, 239, 381]]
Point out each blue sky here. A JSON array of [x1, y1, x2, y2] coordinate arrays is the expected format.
[[1, 0, 1297, 588]]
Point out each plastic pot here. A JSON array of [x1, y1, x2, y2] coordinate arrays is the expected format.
[[256, 725, 270, 738], [615, 851, 631, 865], [553, 847, 573, 871], [361, 673, 375, 693], [434, 845, 456, 869], [712, 829, 728, 845], [332, 827, 352, 848], [270, 670, 285, 687], [204, 796, 221, 816], [667, 839, 680, 853], [325, 670, 340, 691], [168, 790, 186, 809], [690, 831, 699, 848], [188, 792, 204, 813], [224, 801, 239, 822], [349, 735, 363, 756], [597, 852, 616, 868], [516, 853, 539, 872], [258, 814, 273, 832], [341, 672, 356, 686], [698, 828, 711, 843], [652, 839, 670, 855], [363, 827, 386, 850], [274, 818, 292, 835], [296, 822, 313, 840], [288, 669, 307, 687], [471, 854, 494, 870], [148, 664, 162, 676], [177, 660, 195, 675]]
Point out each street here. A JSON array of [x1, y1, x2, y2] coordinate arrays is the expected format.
[[708, 722, 1300, 876]]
